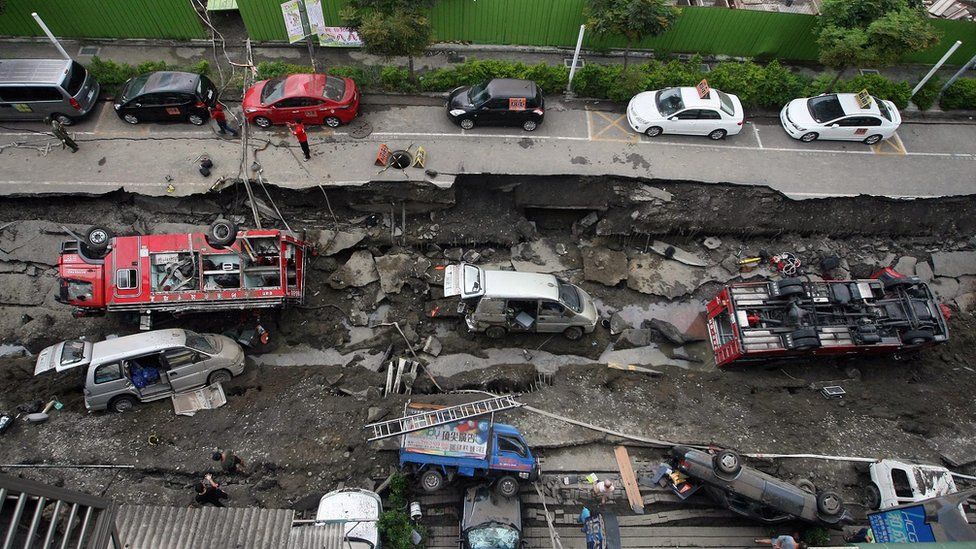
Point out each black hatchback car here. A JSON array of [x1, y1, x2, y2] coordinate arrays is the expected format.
[[447, 78, 545, 132], [114, 71, 217, 125]]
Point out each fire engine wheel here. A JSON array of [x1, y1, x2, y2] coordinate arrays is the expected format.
[[792, 337, 820, 351], [85, 226, 114, 253], [816, 490, 843, 516], [207, 220, 238, 247], [208, 369, 233, 385], [485, 326, 507, 339], [714, 450, 741, 476], [325, 116, 342, 128], [796, 478, 816, 494], [864, 483, 882, 510], [563, 326, 583, 341], [109, 395, 138, 414], [777, 277, 804, 289], [900, 329, 934, 345], [790, 327, 818, 340], [495, 476, 519, 498], [776, 285, 805, 298], [420, 469, 444, 492]]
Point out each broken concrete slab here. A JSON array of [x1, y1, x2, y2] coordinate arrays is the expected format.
[[422, 336, 442, 357], [702, 237, 722, 250], [0, 220, 87, 266], [511, 239, 580, 274], [932, 251, 976, 278], [0, 274, 52, 306], [609, 313, 631, 336], [929, 277, 960, 301], [646, 318, 686, 346], [311, 228, 368, 256], [618, 184, 673, 203], [893, 256, 918, 276], [648, 241, 707, 267], [615, 329, 653, 350], [627, 253, 705, 299], [374, 253, 416, 295], [955, 293, 975, 312], [366, 406, 387, 423], [915, 260, 934, 283], [926, 432, 976, 467], [329, 250, 379, 289], [582, 247, 628, 287]]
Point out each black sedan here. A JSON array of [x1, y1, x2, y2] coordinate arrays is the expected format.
[[114, 71, 217, 125], [447, 78, 545, 132]]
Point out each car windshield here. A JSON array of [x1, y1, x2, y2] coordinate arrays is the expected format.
[[877, 100, 893, 121], [323, 76, 346, 101], [656, 88, 685, 116], [61, 340, 86, 367], [466, 523, 519, 549], [716, 90, 735, 116], [807, 95, 846, 123], [558, 282, 582, 313], [121, 74, 150, 102], [184, 330, 216, 354], [469, 82, 490, 106], [261, 77, 287, 104]]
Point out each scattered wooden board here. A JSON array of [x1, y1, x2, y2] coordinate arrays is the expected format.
[[614, 445, 645, 515], [608, 363, 662, 376]]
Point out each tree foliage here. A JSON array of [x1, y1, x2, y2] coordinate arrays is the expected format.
[[585, 0, 679, 69], [341, 0, 434, 78]]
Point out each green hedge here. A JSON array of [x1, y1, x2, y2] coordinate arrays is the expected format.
[[941, 78, 976, 111], [86, 57, 210, 97]]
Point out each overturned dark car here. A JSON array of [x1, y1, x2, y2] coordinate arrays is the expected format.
[[668, 447, 852, 528]]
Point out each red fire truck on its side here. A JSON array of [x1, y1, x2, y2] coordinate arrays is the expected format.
[[706, 268, 950, 368], [57, 221, 309, 322]]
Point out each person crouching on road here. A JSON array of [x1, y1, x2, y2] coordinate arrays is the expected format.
[[210, 103, 238, 137], [46, 116, 78, 153], [592, 478, 615, 504], [212, 449, 247, 475], [194, 473, 229, 507], [287, 118, 310, 160]]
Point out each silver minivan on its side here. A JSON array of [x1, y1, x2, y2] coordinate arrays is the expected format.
[[445, 263, 598, 340], [34, 329, 245, 413], [0, 58, 100, 125]]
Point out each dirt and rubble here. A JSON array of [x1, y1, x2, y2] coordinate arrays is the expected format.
[[0, 177, 975, 520]]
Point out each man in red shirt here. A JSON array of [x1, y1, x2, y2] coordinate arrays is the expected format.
[[209, 103, 238, 137], [287, 118, 311, 160]]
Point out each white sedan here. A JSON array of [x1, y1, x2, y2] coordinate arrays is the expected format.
[[627, 87, 744, 140], [780, 93, 901, 145]]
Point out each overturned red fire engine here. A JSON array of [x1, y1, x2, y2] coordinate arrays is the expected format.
[[707, 268, 950, 368], [57, 221, 309, 320]]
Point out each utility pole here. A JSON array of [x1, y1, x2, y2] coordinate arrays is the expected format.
[[31, 12, 71, 61], [941, 51, 976, 93], [911, 40, 962, 97], [298, 0, 317, 71], [566, 25, 586, 94]]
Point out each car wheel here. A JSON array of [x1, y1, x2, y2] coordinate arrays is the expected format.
[[800, 132, 818, 142], [109, 395, 138, 414], [714, 450, 741, 476], [563, 326, 583, 341], [495, 476, 519, 498], [420, 469, 444, 492], [325, 116, 341, 128], [207, 219, 238, 247], [817, 490, 844, 516], [485, 326, 506, 339], [864, 483, 882, 510], [459, 118, 475, 130], [85, 226, 114, 254], [208, 369, 233, 385], [522, 119, 538, 132], [123, 113, 140, 125], [796, 478, 816, 494], [254, 116, 272, 129], [52, 113, 75, 126], [188, 113, 207, 126], [863, 134, 883, 145], [645, 126, 663, 138], [708, 129, 727, 140]]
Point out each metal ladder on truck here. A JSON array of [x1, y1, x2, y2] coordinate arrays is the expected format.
[[364, 395, 522, 442]]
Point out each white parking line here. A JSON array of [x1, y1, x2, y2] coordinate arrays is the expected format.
[[752, 123, 764, 149]]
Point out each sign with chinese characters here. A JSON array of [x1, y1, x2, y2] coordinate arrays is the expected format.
[[402, 416, 490, 458], [318, 27, 363, 47], [280, 0, 306, 43], [697, 78, 710, 99], [856, 88, 873, 109], [869, 505, 937, 543]]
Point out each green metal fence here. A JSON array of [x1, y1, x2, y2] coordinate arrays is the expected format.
[[0, 0, 206, 40]]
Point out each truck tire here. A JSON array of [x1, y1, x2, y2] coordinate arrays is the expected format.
[[420, 469, 444, 492], [714, 450, 741, 476], [817, 490, 843, 517], [85, 226, 114, 254], [207, 219, 237, 247], [864, 483, 882, 510], [495, 475, 519, 498], [796, 478, 816, 494]]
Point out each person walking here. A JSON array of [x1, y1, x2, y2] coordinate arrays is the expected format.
[[194, 473, 229, 507], [212, 449, 247, 474], [755, 534, 806, 549], [287, 119, 310, 160], [210, 103, 238, 137], [46, 116, 78, 153]]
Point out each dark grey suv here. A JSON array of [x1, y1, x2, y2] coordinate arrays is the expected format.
[[672, 446, 851, 527]]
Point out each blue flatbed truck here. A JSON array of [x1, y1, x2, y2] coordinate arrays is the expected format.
[[399, 413, 539, 497]]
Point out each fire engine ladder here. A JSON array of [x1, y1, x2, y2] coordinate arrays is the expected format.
[[364, 395, 523, 442]]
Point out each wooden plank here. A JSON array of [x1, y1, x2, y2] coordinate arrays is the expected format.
[[614, 445, 645, 515]]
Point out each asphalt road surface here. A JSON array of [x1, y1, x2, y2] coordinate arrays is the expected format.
[[1, 99, 974, 199]]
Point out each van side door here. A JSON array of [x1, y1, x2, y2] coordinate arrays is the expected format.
[[87, 361, 134, 409], [537, 300, 572, 333], [162, 347, 210, 392]]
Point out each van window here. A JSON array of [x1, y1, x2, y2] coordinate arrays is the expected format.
[[0, 86, 62, 102], [61, 340, 87, 367], [891, 469, 914, 499], [64, 61, 88, 96], [184, 331, 217, 354], [116, 269, 138, 290], [94, 362, 123, 384], [163, 348, 203, 368], [558, 282, 582, 313]]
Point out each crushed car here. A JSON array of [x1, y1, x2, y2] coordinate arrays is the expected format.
[[460, 485, 522, 549]]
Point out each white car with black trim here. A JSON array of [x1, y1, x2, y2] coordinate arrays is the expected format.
[[627, 86, 744, 140], [780, 93, 901, 145]]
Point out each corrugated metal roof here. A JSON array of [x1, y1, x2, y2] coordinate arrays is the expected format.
[[288, 523, 347, 549], [117, 505, 296, 549]]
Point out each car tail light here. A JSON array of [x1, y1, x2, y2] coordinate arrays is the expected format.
[[69, 97, 81, 110], [533, 108, 544, 115]]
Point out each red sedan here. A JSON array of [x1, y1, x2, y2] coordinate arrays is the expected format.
[[243, 73, 360, 129]]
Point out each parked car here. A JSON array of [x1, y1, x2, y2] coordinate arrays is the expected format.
[[0, 58, 100, 125], [33, 329, 245, 413], [865, 459, 962, 513], [114, 71, 217, 125], [314, 488, 382, 549], [670, 446, 851, 527], [461, 485, 522, 549], [780, 92, 901, 145], [243, 73, 360, 128], [627, 86, 744, 140], [443, 263, 598, 340], [447, 78, 544, 132]]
